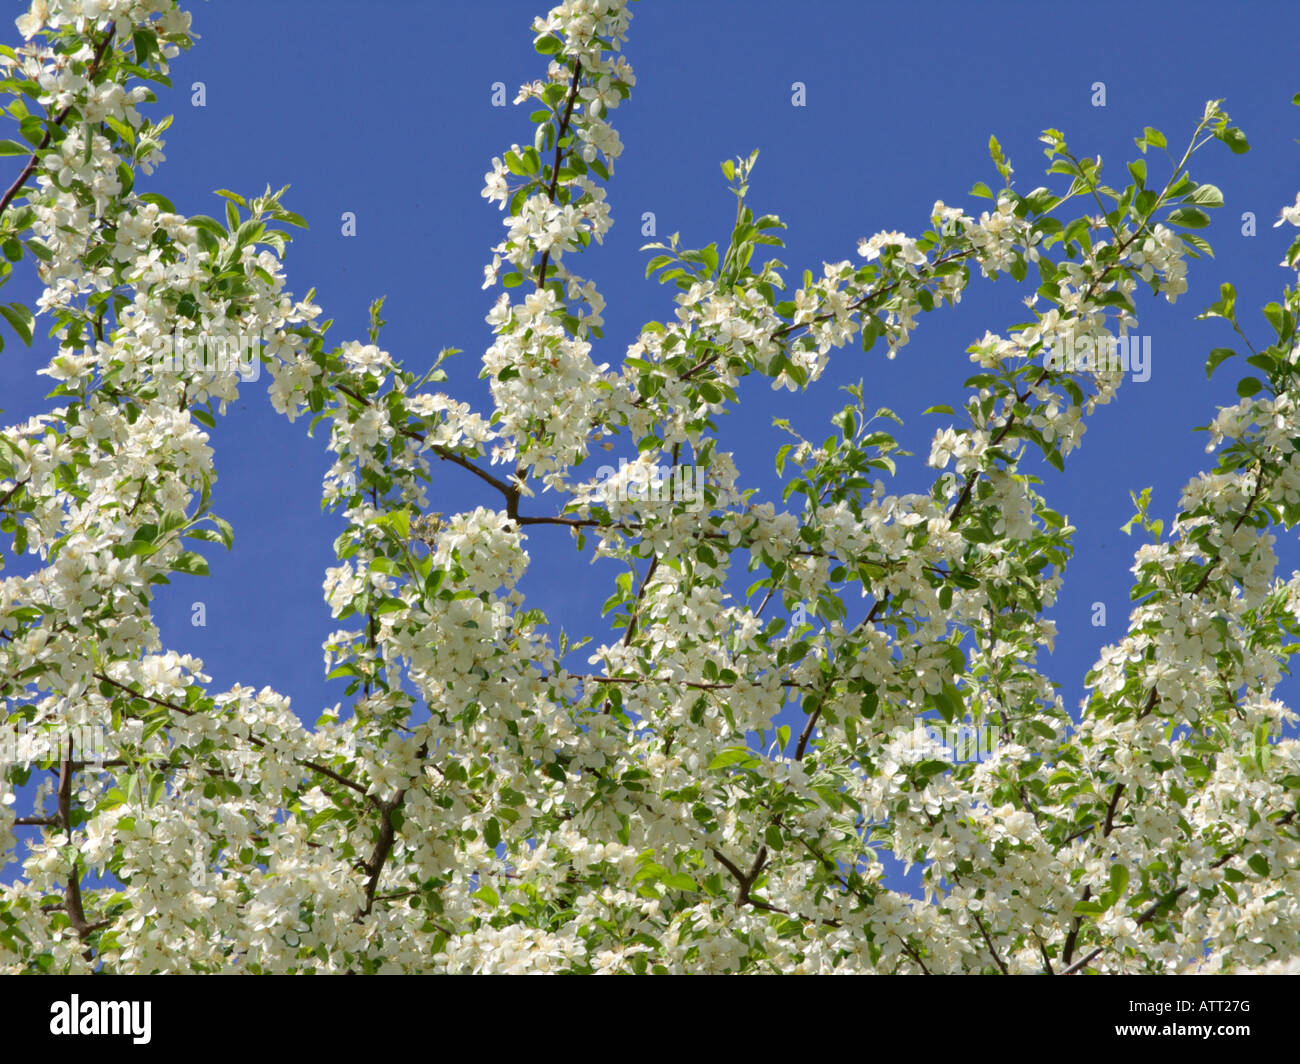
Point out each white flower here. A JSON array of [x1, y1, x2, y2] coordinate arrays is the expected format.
[[1274, 192, 1300, 228]]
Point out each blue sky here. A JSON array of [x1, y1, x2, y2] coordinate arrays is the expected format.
[[3, 0, 1300, 882]]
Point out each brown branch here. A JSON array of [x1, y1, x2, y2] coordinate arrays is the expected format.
[[898, 937, 932, 975], [944, 199, 1189, 536], [535, 60, 583, 291], [355, 741, 428, 921], [509, 59, 586, 512], [1058, 946, 1103, 976], [0, 25, 118, 220], [1059, 813, 1295, 975], [334, 382, 518, 502], [794, 692, 824, 761], [514, 513, 601, 528], [622, 554, 658, 647], [946, 370, 1048, 527], [709, 847, 747, 890], [364, 485, 379, 698], [1188, 460, 1265, 597], [709, 844, 837, 928], [0, 477, 30, 511], [1060, 890, 1090, 969], [1102, 781, 1126, 836], [572, 672, 809, 692], [433, 443, 517, 500], [771, 247, 976, 342], [92, 672, 373, 800], [851, 591, 889, 639], [355, 798, 399, 920], [972, 911, 1010, 975], [53, 737, 106, 958], [1059, 463, 1270, 970], [635, 248, 977, 413], [1034, 929, 1055, 975]]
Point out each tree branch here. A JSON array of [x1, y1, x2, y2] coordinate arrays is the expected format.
[[0, 24, 118, 220]]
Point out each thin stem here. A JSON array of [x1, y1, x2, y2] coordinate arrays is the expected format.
[[0, 25, 118, 219]]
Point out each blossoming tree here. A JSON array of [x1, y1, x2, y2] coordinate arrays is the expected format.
[[0, 0, 1297, 974]]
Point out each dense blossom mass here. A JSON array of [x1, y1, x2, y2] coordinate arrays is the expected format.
[[0, 0, 1297, 973]]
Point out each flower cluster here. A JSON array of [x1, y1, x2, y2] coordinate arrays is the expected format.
[[0, 0, 1294, 977]]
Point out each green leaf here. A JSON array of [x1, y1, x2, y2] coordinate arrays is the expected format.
[[211, 516, 235, 550], [1204, 347, 1235, 378], [139, 193, 177, 213], [374, 508, 410, 540], [1185, 183, 1223, 208], [1247, 854, 1270, 876], [0, 302, 33, 345], [988, 134, 1011, 180], [933, 683, 962, 724], [170, 551, 210, 576], [1143, 126, 1166, 149], [775, 443, 793, 476], [1179, 232, 1214, 258], [708, 747, 755, 771], [187, 214, 227, 238], [1167, 207, 1209, 229], [133, 29, 156, 64], [1216, 126, 1249, 154], [1027, 719, 1056, 740], [159, 510, 188, 536], [1262, 301, 1290, 342], [914, 760, 952, 779], [644, 254, 674, 278], [860, 687, 878, 719], [1199, 281, 1236, 323], [1021, 187, 1058, 215]]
